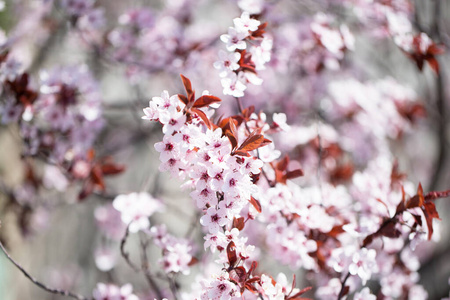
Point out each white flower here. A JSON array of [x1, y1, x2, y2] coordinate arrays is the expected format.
[[221, 73, 247, 97], [214, 50, 241, 77], [238, 0, 264, 15], [220, 27, 247, 51], [113, 192, 163, 233], [233, 12, 260, 34]]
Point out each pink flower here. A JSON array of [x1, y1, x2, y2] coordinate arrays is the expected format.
[[93, 283, 139, 300], [233, 12, 260, 34], [220, 27, 247, 51], [214, 50, 241, 77], [200, 207, 229, 233], [354, 287, 376, 300], [113, 192, 163, 233], [348, 248, 378, 285]]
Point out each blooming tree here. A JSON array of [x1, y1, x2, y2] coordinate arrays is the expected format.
[[0, 0, 450, 299]]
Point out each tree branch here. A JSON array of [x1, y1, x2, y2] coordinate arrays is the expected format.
[[0, 241, 90, 300], [139, 233, 164, 299], [120, 223, 140, 272]]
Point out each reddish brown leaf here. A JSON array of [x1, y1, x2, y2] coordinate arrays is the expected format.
[[246, 276, 260, 284], [232, 217, 245, 231], [248, 261, 258, 275], [422, 201, 440, 240], [78, 180, 94, 201], [188, 257, 198, 266], [410, 213, 423, 227], [277, 155, 289, 171], [327, 224, 346, 238], [191, 108, 212, 129], [249, 196, 262, 213], [91, 165, 105, 190], [286, 169, 304, 179], [193, 95, 222, 108], [177, 94, 188, 105], [234, 266, 247, 283], [428, 44, 445, 55], [427, 57, 439, 74], [395, 186, 407, 214], [424, 189, 450, 201], [180, 74, 194, 102], [289, 286, 313, 299], [227, 241, 238, 267], [379, 221, 401, 238], [244, 282, 258, 294], [222, 117, 239, 150], [87, 148, 96, 161], [290, 274, 296, 295], [407, 183, 425, 209], [233, 150, 251, 157], [101, 163, 125, 175], [251, 22, 267, 38], [236, 129, 265, 153]]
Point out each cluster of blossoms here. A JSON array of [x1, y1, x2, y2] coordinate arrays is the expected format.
[[0, 62, 104, 162], [60, 0, 105, 30], [142, 74, 317, 298], [107, 2, 217, 81], [113, 192, 163, 233], [277, 13, 354, 74], [93, 283, 139, 300], [141, 70, 448, 300], [216, 10, 272, 97], [150, 225, 194, 275]]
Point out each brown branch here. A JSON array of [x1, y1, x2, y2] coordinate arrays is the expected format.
[[139, 233, 164, 299], [0, 241, 90, 300], [337, 272, 351, 300], [120, 223, 140, 272]]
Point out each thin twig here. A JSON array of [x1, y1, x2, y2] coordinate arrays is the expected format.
[[139, 233, 164, 299], [0, 241, 90, 300], [120, 224, 140, 272], [337, 272, 351, 300]]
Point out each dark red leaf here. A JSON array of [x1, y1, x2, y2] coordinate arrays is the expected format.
[[91, 165, 105, 190], [232, 217, 245, 231], [227, 241, 238, 267], [249, 196, 262, 213], [424, 189, 450, 201], [248, 261, 258, 275], [244, 282, 258, 294], [286, 169, 304, 179], [191, 108, 212, 129], [410, 213, 423, 227], [246, 276, 260, 284], [427, 57, 439, 73], [180, 74, 194, 103], [407, 183, 425, 209], [395, 186, 407, 214], [379, 221, 401, 238], [178, 94, 188, 105], [78, 180, 94, 201], [290, 274, 296, 295], [422, 201, 440, 240], [233, 266, 247, 283], [101, 163, 125, 175], [289, 286, 313, 298], [233, 150, 251, 157]]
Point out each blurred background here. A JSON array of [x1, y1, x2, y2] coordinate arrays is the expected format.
[[0, 0, 449, 299]]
